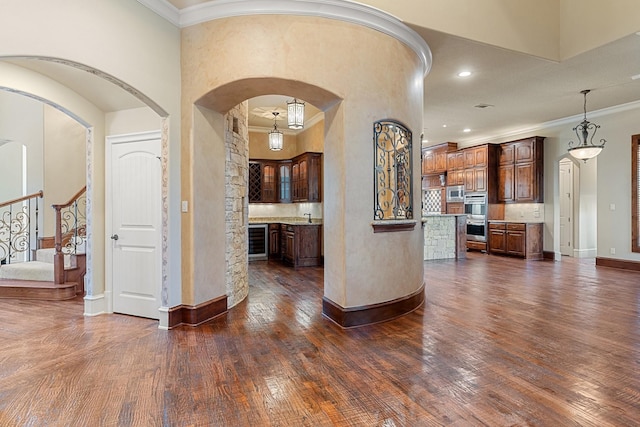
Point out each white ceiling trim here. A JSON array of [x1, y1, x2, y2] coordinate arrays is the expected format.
[[136, 0, 180, 26], [139, 0, 432, 76], [462, 99, 640, 146]]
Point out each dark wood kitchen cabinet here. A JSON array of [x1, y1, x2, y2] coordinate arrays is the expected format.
[[278, 161, 292, 203], [248, 161, 277, 203], [292, 152, 321, 202], [280, 223, 322, 267], [459, 144, 498, 200], [488, 221, 543, 259], [268, 223, 281, 259], [422, 142, 456, 175], [498, 137, 544, 203], [249, 153, 321, 204], [446, 151, 465, 185]]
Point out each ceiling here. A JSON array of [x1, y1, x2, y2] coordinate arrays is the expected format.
[[4, 4, 640, 146]]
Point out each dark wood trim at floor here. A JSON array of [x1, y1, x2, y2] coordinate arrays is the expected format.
[[167, 295, 227, 328], [596, 256, 640, 271], [322, 283, 425, 328], [543, 250, 555, 260]]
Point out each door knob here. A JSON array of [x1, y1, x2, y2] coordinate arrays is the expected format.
[[110, 234, 119, 241]]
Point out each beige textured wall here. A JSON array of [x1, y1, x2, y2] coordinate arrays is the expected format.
[[43, 105, 86, 236], [360, 0, 640, 61], [296, 119, 324, 154], [182, 15, 424, 308], [248, 132, 298, 160]]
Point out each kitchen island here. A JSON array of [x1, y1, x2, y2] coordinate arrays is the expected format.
[[422, 214, 467, 260]]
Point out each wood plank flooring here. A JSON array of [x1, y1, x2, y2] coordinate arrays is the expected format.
[[0, 253, 638, 426]]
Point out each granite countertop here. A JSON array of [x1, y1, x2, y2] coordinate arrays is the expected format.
[[249, 217, 323, 225], [488, 219, 544, 224]]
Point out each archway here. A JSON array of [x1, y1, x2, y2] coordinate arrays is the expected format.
[[191, 78, 341, 310], [0, 57, 172, 323]]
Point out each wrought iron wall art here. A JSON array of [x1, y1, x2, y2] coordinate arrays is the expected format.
[[373, 120, 413, 220]]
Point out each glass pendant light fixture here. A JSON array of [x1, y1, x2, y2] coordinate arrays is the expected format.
[[287, 98, 305, 130], [268, 112, 283, 151], [568, 89, 606, 162]]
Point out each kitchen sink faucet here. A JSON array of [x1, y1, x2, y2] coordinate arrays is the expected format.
[[304, 213, 312, 223]]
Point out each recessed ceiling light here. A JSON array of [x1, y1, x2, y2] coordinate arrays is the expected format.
[[463, 128, 471, 133], [457, 71, 472, 77], [442, 124, 447, 128], [632, 73, 640, 80]]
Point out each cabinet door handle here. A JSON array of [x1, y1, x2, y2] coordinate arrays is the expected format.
[[110, 234, 119, 241]]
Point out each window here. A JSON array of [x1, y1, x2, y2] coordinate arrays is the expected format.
[[373, 120, 413, 220], [633, 134, 640, 252]]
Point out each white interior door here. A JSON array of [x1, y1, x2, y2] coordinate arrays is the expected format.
[[559, 159, 574, 256], [109, 134, 161, 319]]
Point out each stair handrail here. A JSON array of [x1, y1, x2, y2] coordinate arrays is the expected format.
[[52, 186, 87, 284], [0, 190, 43, 265], [51, 186, 87, 210], [0, 190, 44, 208]]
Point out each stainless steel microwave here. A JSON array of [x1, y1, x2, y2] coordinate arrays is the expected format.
[[446, 185, 464, 203]]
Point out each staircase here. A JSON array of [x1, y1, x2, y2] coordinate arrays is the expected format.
[[0, 188, 86, 301]]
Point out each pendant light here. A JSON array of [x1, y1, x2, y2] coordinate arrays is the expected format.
[[287, 98, 305, 130], [268, 112, 283, 151], [568, 89, 606, 162]]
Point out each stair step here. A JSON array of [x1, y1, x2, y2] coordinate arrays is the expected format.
[[0, 279, 77, 300], [35, 248, 75, 268], [0, 261, 54, 282]]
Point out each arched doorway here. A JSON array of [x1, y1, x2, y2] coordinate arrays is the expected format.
[[0, 57, 172, 323]]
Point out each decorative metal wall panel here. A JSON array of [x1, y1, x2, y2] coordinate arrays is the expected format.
[[374, 120, 413, 220]]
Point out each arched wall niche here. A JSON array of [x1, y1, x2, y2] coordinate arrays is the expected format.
[[181, 13, 429, 327]]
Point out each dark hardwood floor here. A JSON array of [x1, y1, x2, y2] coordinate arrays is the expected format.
[[0, 253, 638, 426]]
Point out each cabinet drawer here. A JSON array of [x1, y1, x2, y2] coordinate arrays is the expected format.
[[489, 222, 506, 230], [507, 223, 526, 231]]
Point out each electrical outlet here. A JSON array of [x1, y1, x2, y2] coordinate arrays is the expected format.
[[181, 200, 188, 212], [610, 203, 616, 211], [610, 248, 616, 255]]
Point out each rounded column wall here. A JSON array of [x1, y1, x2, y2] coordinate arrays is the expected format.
[[181, 14, 427, 324]]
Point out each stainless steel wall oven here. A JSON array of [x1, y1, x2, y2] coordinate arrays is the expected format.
[[464, 192, 487, 242]]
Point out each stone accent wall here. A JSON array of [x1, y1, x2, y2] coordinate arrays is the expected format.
[[423, 216, 456, 260], [225, 102, 249, 307]]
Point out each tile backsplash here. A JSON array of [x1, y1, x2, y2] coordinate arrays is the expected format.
[[249, 202, 323, 219], [422, 189, 442, 215], [504, 203, 544, 222]]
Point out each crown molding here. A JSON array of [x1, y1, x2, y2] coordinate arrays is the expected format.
[[461, 99, 640, 146], [138, 0, 431, 76], [136, 0, 180, 26]]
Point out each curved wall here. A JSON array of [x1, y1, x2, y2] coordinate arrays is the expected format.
[[181, 13, 427, 321]]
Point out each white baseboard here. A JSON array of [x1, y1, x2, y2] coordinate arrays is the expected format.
[[573, 248, 597, 258], [83, 293, 106, 316], [158, 306, 169, 330]]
